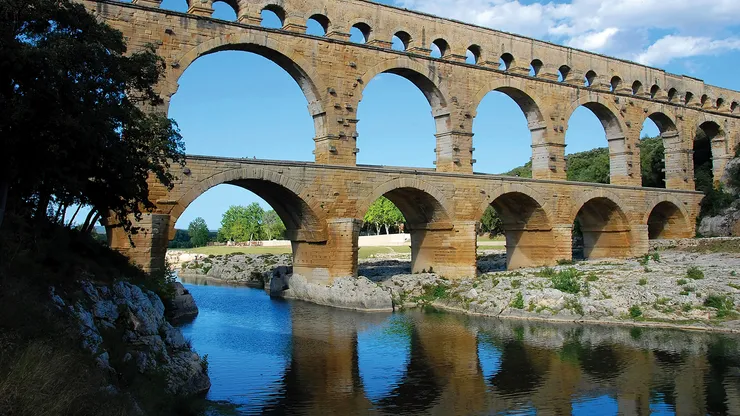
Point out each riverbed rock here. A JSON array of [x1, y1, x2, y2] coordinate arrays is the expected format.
[[53, 280, 211, 396], [179, 253, 291, 288], [168, 282, 199, 322], [699, 203, 740, 237], [272, 274, 393, 311]]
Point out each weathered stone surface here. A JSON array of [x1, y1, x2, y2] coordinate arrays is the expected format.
[[699, 205, 740, 237], [178, 253, 292, 288], [52, 280, 211, 396], [272, 274, 393, 311], [168, 282, 199, 322]]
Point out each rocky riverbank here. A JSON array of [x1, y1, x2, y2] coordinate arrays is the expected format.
[[173, 238, 740, 332], [49, 280, 211, 397]]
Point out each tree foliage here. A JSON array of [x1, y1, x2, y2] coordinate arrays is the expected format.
[[566, 148, 610, 184], [479, 206, 503, 236], [262, 210, 286, 240], [217, 204, 264, 242], [187, 217, 210, 247], [640, 136, 665, 188], [0, 0, 185, 233], [363, 197, 405, 234]]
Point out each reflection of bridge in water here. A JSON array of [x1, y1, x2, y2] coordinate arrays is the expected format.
[[248, 302, 740, 415], [85, 0, 740, 282]]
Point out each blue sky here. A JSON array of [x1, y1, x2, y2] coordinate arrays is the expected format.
[[145, 0, 740, 230]]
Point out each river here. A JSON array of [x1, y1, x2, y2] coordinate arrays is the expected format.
[[178, 278, 740, 415]]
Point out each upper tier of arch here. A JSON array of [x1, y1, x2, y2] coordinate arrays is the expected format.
[[132, 0, 740, 111]]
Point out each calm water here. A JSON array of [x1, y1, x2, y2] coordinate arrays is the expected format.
[[179, 279, 740, 415]]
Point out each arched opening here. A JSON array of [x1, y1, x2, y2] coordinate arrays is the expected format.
[[685, 92, 694, 106], [473, 87, 543, 175], [700, 94, 709, 107], [306, 14, 330, 36], [650, 85, 660, 99], [529, 59, 543, 77], [466, 45, 482, 64], [647, 201, 691, 240], [558, 65, 571, 82], [716, 98, 725, 110], [499, 53, 514, 71], [640, 114, 673, 188], [564, 103, 624, 184], [356, 69, 445, 168], [430, 38, 449, 58], [169, 48, 318, 161], [731, 102, 738, 114], [694, 121, 720, 193], [667, 88, 678, 102], [212, 1, 238, 21], [631, 81, 643, 96], [350, 22, 372, 43], [260, 5, 285, 28], [584, 70, 597, 87], [485, 192, 554, 270], [170, 173, 327, 280], [359, 186, 454, 275], [610, 76, 622, 92], [573, 197, 631, 260], [392, 31, 411, 51], [358, 196, 408, 277]]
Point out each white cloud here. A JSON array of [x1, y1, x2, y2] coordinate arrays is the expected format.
[[635, 36, 740, 66], [395, 0, 740, 66]]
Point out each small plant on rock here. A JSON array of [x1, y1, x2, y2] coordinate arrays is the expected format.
[[638, 278, 648, 286], [535, 267, 556, 278], [564, 296, 584, 316], [586, 273, 599, 282], [687, 266, 704, 280], [629, 305, 643, 319], [511, 280, 522, 289], [651, 251, 661, 262], [551, 268, 582, 294], [677, 278, 688, 286], [510, 292, 525, 309], [704, 294, 736, 318]]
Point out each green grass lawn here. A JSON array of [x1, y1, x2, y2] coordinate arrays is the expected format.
[[176, 245, 412, 259]]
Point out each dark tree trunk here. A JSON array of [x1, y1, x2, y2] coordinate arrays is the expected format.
[[67, 205, 82, 228]]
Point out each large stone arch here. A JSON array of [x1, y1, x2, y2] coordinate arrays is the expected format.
[[479, 184, 556, 269], [474, 182, 550, 222], [470, 79, 547, 129], [569, 191, 633, 259], [358, 58, 448, 110], [643, 197, 693, 240], [169, 166, 328, 242], [171, 33, 328, 132], [640, 110, 679, 188], [357, 177, 453, 227], [564, 96, 630, 184]]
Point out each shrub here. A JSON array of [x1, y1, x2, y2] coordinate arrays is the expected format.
[[551, 268, 582, 294], [629, 305, 643, 319], [586, 273, 599, 282], [511, 280, 522, 289], [731, 271, 737, 277], [564, 297, 584, 315], [704, 294, 736, 318], [687, 267, 704, 280], [510, 292, 525, 309], [651, 251, 661, 262], [535, 267, 556, 278], [677, 278, 688, 286], [639, 254, 650, 266], [638, 278, 648, 286]]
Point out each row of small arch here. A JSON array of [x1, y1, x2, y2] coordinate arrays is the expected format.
[[249, 3, 739, 115]]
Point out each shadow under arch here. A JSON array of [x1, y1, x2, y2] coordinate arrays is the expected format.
[[571, 195, 632, 259], [169, 166, 328, 243], [359, 58, 448, 111], [565, 97, 629, 185], [172, 34, 328, 135], [645, 199, 692, 240], [478, 186, 557, 269], [358, 178, 463, 275]]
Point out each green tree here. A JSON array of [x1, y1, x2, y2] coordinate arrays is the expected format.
[[479, 206, 503, 236], [217, 203, 265, 242], [263, 210, 286, 240], [566, 148, 610, 184], [640, 136, 665, 188], [505, 161, 533, 178], [187, 217, 210, 247], [363, 197, 405, 234], [0, 0, 184, 232]]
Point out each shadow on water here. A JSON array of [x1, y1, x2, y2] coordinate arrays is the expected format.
[[179, 280, 740, 415]]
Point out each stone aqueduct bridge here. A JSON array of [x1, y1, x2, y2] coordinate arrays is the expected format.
[[88, 0, 740, 281]]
